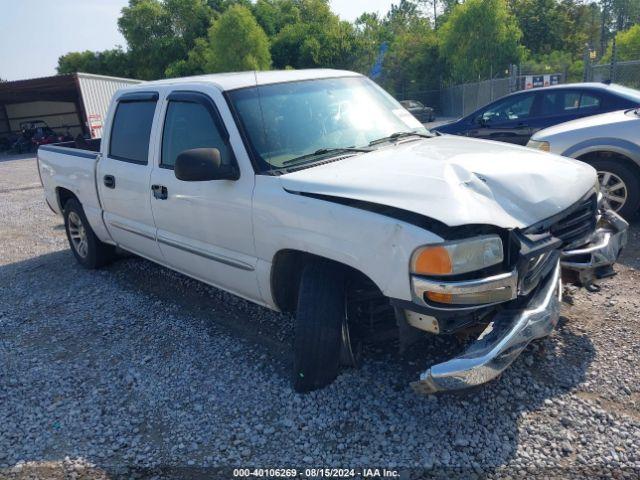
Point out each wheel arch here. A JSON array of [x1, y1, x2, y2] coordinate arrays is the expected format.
[[575, 150, 640, 180], [56, 186, 78, 212], [270, 249, 384, 314]]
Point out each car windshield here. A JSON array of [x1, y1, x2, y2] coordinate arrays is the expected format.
[[227, 76, 428, 172]]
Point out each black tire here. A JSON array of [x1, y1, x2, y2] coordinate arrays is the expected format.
[[589, 159, 640, 219], [63, 197, 115, 269], [293, 260, 347, 393]]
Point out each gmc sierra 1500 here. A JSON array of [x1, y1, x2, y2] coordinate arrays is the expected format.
[[37, 69, 628, 394]]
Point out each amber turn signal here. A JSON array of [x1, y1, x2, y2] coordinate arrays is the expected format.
[[411, 246, 453, 275], [426, 291, 453, 304]]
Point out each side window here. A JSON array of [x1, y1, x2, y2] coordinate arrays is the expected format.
[[579, 93, 601, 110], [540, 91, 599, 116], [161, 101, 231, 169], [482, 94, 535, 122], [109, 100, 157, 164]]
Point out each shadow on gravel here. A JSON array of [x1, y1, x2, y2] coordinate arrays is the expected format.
[[617, 217, 640, 270], [0, 248, 597, 478]]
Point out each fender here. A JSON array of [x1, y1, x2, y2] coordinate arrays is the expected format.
[[563, 137, 640, 165], [252, 176, 445, 306]]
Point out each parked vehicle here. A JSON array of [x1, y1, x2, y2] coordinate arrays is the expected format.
[[528, 108, 640, 218], [11, 120, 72, 153], [37, 70, 627, 394], [434, 83, 640, 145], [400, 100, 435, 122]]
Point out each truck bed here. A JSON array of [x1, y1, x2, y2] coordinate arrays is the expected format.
[[37, 139, 103, 219]]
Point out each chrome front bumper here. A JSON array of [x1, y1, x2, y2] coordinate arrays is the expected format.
[[409, 209, 628, 395], [412, 262, 562, 394], [561, 209, 628, 286]]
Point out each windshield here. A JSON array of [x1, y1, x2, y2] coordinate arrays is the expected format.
[[227, 76, 428, 172]]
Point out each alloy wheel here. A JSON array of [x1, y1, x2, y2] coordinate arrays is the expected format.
[[597, 170, 628, 212], [68, 211, 89, 258]]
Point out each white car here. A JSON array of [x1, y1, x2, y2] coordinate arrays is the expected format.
[[37, 69, 627, 394], [528, 107, 640, 218]]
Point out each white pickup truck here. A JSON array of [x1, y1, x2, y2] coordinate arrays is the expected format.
[[38, 69, 628, 394]]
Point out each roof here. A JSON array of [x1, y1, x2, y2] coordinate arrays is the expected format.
[[0, 72, 141, 104], [507, 82, 628, 97], [126, 69, 362, 92]]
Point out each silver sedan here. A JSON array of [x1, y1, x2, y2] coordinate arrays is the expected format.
[[528, 107, 640, 218]]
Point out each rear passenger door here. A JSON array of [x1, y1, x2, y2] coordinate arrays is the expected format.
[[529, 90, 603, 134], [148, 89, 259, 301], [97, 91, 163, 261]]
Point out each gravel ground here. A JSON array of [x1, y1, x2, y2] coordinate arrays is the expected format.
[[1, 155, 639, 479]]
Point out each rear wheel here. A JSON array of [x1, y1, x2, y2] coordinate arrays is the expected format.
[[63, 198, 115, 269], [590, 159, 640, 219], [293, 260, 356, 393]]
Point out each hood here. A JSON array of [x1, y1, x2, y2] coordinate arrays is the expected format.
[[280, 136, 596, 229], [533, 109, 637, 139]]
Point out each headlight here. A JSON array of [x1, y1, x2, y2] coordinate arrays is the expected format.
[[526, 139, 550, 152], [411, 235, 504, 276]]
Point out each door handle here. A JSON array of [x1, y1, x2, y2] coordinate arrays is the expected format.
[[103, 175, 115, 189], [151, 184, 168, 200]]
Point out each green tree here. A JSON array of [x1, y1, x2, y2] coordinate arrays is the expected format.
[[206, 4, 272, 72], [253, 0, 301, 37], [118, 0, 213, 79], [57, 48, 133, 77], [270, 0, 358, 69], [439, 0, 523, 81], [520, 50, 584, 81], [606, 23, 640, 60]]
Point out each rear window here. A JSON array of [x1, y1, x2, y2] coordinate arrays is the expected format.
[[540, 91, 601, 116], [109, 100, 157, 164]]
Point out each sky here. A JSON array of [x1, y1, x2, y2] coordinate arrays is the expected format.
[[0, 0, 397, 81]]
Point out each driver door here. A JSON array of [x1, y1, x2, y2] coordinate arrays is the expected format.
[[471, 92, 536, 145], [148, 89, 260, 302]]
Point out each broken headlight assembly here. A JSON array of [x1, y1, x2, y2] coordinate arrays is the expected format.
[[410, 235, 516, 306]]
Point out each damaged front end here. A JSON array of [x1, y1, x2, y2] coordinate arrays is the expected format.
[[397, 193, 628, 394]]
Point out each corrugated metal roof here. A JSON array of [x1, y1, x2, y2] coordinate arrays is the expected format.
[[77, 74, 143, 138], [0, 73, 141, 105]]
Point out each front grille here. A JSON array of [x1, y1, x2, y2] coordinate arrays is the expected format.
[[549, 194, 597, 247]]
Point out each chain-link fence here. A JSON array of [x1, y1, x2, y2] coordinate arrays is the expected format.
[[438, 78, 512, 118], [588, 60, 640, 89]]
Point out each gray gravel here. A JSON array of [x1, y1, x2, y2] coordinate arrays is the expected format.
[[1, 155, 639, 479]]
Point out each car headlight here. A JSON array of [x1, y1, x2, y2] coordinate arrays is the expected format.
[[526, 139, 550, 152], [411, 235, 504, 276]]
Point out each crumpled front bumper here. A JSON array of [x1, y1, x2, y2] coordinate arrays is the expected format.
[[561, 209, 628, 286], [412, 262, 562, 394], [411, 208, 628, 395]]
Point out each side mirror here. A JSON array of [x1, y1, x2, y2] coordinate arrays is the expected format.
[[174, 148, 239, 181], [475, 116, 487, 127]]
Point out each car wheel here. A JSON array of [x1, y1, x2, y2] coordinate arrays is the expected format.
[[63, 198, 116, 269], [591, 159, 640, 219], [293, 260, 358, 392]]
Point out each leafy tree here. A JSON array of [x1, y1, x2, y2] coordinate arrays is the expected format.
[[439, 0, 523, 82], [253, 0, 301, 37], [520, 50, 584, 81], [118, 0, 213, 79], [57, 48, 133, 77], [206, 5, 272, 72], [606, 23, 640, 60], [270, 0, 358, 69]]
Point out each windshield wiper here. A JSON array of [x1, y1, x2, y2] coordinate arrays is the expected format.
[[282, 147, 373, 166], [368, 131, 434, 146]]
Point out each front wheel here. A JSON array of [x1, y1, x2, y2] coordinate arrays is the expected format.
[[293, 260, 354, 393], [591, 159, 640, 219], [63, 198, 115, 269]]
